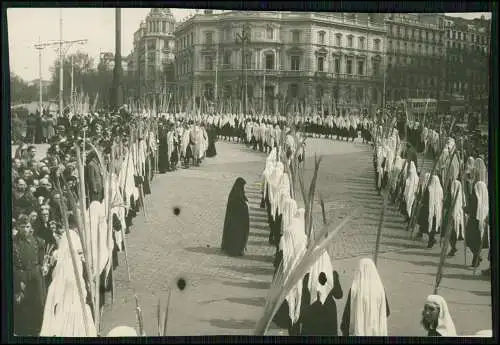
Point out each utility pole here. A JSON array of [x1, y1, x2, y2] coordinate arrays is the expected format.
[[35, 36, 43, 113], [71, 55, 74, 110], [34, 38, 87, 116], [236, 23, 250, 115], [112, 8, 123, 110]]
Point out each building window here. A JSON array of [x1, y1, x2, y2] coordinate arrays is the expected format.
[[347, 35, 353, 48], [335, 34, 342, 47], [204, 55, 213, 70], [191, 32, 194, 45], [404, 42, 408, 52], [265, 53, 275, 70], [291, 56, 300, 70], [223, 51, 231, 66], [292, 31, 301, 43], [334, 57, 340, 73], [346, 59, 353, 74], [318, 31, 326, 45], [205, 31, 213, 44], [373, 59, 380, 75], [398, 25, 402, 37], [418, 44, 422, 54], [411, 29, 415, 39], [374, 39, 380, 51], [317, 56, 324, 72], [388, 40, 393, 51], [266, 26, 274, 40], [426, 31, 429, 40], [358, 37, 365, 49], [162, 21, 166, 33], [357, 60, 364, 75], [458, 32, 462, 40]]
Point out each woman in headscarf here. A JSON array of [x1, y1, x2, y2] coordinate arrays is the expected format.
[[421, 295, 457, 336], [447, 180, 465, 257], [220, 177, 250, 257], [404, 161, 419, 222], [426, 175, 444, 248], [340, 258, 390, 336], [300, 251, 343, 335], [465, 181, 489, 267], [40, 229, 97, 337]]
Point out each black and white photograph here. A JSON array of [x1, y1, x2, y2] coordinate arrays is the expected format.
[[5, 6, 494, 338]]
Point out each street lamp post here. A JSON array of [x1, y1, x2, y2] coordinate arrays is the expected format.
[[236, 23, 250, 115]]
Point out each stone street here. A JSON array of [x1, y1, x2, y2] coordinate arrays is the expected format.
[[87, 139, 489, 336]]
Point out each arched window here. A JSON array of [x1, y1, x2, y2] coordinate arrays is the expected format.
[[289, 83, 299, 98], [265, 53, 275, 70], [318, 31, 326, 45], [204, 83, 214, 100]]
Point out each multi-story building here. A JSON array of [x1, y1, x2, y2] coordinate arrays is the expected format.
[[128, 8, 176, 101], [384, 13, 446, 105], [443, 15, 490, 116], [173, 11, 387, 114]]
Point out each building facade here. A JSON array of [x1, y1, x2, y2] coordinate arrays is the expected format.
[[384, 13, 446, 104], [173, 11, 387, 114], [128, 8, 176, 102], [442, 15, 490, 115]]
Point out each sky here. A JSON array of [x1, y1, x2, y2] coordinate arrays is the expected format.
[[7, 8, 491, 82]]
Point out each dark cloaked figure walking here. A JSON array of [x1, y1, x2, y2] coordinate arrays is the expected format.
[[206, 126, 217, 158], [221, 177, 250, 257]]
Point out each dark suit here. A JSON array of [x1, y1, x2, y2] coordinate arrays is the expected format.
[[85, 158, 104, 204]]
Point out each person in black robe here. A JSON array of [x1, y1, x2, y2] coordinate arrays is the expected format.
[[220, 177, 250, 257], [300, 271, 343, 335], [206, 125, 217, 158], [158, 125, 169, 174], [464, 182, 488, 267], [13, 215, 47, 336]]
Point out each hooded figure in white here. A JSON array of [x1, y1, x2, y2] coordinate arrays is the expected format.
[[404, 161, 419, 218], [474, 181, 489, 243], [450, 180, 465, 241], [280, 208, 307, 326], [428, 175, 444, 234], [341, 258, 389, 336], [40, 230, 97, 337]]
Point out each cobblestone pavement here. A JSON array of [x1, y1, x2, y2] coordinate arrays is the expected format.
[[50, 136, 489, 336]]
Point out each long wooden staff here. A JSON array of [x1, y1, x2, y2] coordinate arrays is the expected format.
[[434, 189, 460, 294], [106, 143, 115, 305]]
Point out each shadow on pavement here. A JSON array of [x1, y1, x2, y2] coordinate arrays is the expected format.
[[251, 223, 270, 231], [222, 265, 275, 276], [381, 240, 423, 250], [221, 280, 270, 290], [469, 290, 492, 297], [442, 273, 491, 282], [236, 253, 273, 264], [394, 250, 441, 258], [202, 318, 256, 330], [246, 239, 268, 246], [225, 297, 266, 307], [387, 258, 470, 270], [184, 246, 223, 256], [249, 232, 268, 238]]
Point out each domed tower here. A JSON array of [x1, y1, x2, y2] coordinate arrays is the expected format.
[[143, 8, 177, 106]]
